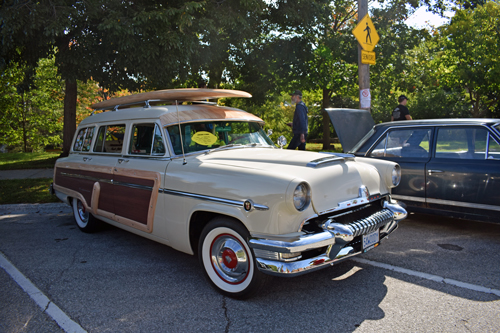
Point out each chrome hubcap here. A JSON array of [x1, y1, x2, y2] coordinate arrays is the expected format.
[[77, 201, 89, 223], [210, 234, 249, 284]]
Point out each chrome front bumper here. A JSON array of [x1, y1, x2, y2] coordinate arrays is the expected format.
[[249, 200, 407, 276]]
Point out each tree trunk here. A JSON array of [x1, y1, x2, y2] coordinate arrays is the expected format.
[[321, 88, 331, 151], [61, 80, 77, 157], [21, 93, 27, 153]]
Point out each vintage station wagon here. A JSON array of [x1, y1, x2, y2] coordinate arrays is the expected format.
[[52, 89, 407, 298]]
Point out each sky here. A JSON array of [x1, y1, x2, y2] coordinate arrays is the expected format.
[[404, 6, 454, 29]]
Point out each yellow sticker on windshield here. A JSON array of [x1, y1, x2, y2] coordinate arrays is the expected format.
[[192, 131, 217, 146]]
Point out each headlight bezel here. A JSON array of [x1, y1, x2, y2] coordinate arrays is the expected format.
[[391, 164, 402, 187], [293, 182, 311, 211]]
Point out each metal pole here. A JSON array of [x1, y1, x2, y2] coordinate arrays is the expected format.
[[358, 0, 370, 111]]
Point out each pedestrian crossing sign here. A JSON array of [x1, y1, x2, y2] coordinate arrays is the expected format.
[[352, 14, 379, 52]]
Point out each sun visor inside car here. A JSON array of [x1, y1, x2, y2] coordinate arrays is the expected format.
[[325, 108, 375, 153]]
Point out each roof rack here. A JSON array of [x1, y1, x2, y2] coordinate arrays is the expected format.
[[91, 88, 251, 113]]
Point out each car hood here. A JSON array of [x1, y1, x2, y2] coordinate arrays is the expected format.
[[193, 148, 388, 215], [325, 108, 374, 153]]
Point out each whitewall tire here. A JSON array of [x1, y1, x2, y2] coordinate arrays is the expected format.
[[199, 217, 269, 299]]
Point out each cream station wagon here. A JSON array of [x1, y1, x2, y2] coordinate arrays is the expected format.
[[52, 89, 407, 299]]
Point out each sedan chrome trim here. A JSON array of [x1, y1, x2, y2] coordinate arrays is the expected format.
[[426, 198, 500, 212], [391, 194, 426, 203], [161, 189, 269, 211]]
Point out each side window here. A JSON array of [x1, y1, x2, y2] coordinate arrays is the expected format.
[[152, 124, 166, 155], [93, 124, 126, 153], [436, 127, 487, 159], [129, 123, 166, 156], [370, 129, 431, 158], [488, 134, 500, 159], [73, 127, 95, 152]]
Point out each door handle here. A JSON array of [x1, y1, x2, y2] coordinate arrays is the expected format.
[[428, 169, 444, 174], [83, 157, 92, 162], [118, 159, 129, 164]]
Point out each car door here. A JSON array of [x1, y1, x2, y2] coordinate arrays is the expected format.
[[55, 124, 125, 217], [112, 121, 169, 233], [367, 127, 433, 206], [426, 126, 500, 218]]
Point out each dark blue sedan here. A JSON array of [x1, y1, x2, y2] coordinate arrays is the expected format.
[[327, 109, 500, 223]]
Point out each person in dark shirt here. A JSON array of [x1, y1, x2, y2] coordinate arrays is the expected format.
[[287, 90, 308, 150], [392, 95, 412, 121]]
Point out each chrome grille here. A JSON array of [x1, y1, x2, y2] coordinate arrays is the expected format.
[[328, 208, 394, 237]]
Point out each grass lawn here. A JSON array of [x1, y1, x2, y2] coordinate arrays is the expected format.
[[305, 143, 343, 152], [0, 178, 60, 204], [0, 152, 59, 170]]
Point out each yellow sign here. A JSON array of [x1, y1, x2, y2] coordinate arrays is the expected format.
[[352, 14, 379, 52], [192, 131, 217, 146], [361, 50, 376, 65]]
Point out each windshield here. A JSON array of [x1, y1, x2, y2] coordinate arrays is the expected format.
[[166, 121, 274, 155], [494, 123, 500, 134]]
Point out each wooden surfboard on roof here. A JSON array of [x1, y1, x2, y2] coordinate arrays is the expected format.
[[92, 88, 252, 110]]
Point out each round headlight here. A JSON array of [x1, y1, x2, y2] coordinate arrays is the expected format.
[[391, 165, 401, 187], [293, 183, 311, 211]]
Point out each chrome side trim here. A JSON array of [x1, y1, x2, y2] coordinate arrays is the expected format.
[[426, 198, 500, 212], [59, 172, 152, 191], [112, 181, 153, 191], [160, 189, 269, 211], [391, 194, 426, 203], [60, 172, 112, 184]]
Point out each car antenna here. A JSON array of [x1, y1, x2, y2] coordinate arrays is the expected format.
[[176, 100, 187, 165]]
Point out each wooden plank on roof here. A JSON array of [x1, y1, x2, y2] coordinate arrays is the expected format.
[[159, 106, 263, 126], [92, 88, 252, 110]]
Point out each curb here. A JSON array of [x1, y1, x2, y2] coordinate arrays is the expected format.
[[0, 203, 71, 215]]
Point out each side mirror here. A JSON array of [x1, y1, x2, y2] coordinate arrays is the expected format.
[[267, 129, 273, 136], [277, 135, 287, 149]]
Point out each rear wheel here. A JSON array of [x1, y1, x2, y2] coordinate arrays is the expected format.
[[72, 198, 100, 233], [198, 217, 269, 299]]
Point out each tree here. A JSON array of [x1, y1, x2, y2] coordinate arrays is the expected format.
[[0, 57, 64, 152], [1, 0, 206, 155], [438, 1, 500, 117]]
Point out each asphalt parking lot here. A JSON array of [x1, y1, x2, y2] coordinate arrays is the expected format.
[[1, 203, 499, 333]]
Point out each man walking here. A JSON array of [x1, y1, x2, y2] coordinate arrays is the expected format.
[[287, 90, 308, 150], [392, 95, 412, 121]]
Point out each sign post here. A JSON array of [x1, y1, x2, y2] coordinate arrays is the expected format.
[[353, 0, 379, 111]]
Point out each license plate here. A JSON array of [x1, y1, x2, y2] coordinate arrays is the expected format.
[[362, 230, 379, 252]]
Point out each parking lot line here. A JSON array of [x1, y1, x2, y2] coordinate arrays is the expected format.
[[352, 257, 500, 297], [0, 252, 87, 333]]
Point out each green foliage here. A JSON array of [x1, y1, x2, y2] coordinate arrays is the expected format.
[[438, 1, 500, 117], [0, 57, 64, 152]]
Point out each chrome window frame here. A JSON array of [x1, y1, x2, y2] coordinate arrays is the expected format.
[[125, 122, 168, 158]]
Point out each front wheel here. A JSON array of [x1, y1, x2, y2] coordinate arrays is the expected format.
[[198, 217, 269, 299], [72, 198, 100, 233]]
